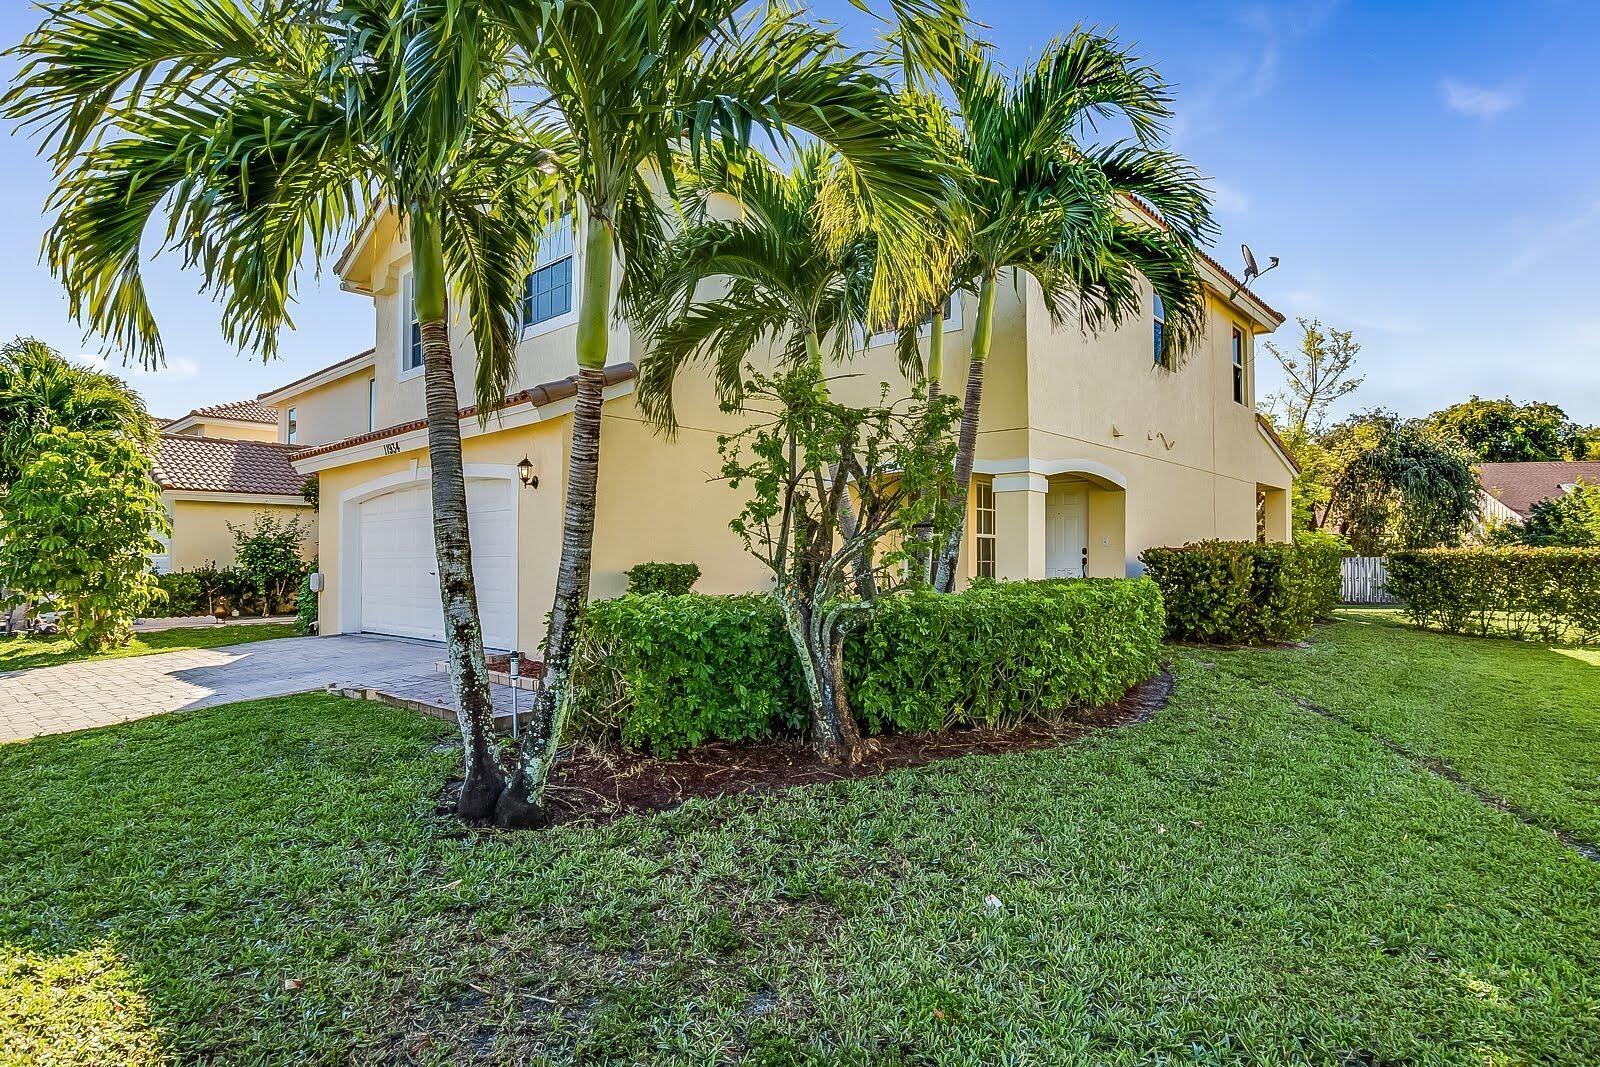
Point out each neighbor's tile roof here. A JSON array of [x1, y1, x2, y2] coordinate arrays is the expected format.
[[166, 398, 279, 426], [154, 433, 310, 496], [1475, 461, 1600, 518]]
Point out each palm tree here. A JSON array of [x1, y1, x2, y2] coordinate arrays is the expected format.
[[4, 0, 560, 820], [411, 0, 961, 824], [0, 337, 154, 486], [924, 35, 1216, 590]]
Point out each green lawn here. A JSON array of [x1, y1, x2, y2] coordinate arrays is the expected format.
[[2, 616, 1598, 1064], [0, 622, 301, 673]]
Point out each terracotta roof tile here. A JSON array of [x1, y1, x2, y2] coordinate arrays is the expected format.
[[1475, 461, 1600, 518], [292, 363, 638, 462], [167, 398, 279, 426], [154, 433, 310, 496]]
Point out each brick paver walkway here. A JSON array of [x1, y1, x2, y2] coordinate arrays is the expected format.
[[0, 634, 442, 741]]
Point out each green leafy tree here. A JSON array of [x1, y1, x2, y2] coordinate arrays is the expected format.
[[1322, 411, 1480, 555], [1421, 397, 1591, 462], [1261, 318, 1363, 437], [1509, 481, 1600, 547], [228, 512, 310, 616], [925, 35, 1215, 590], [717, 363, 959, 763], [0, 337, 153, 487], [0, 428, 166, 650]]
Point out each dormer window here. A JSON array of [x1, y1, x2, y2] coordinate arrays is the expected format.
[[521, 215, 575, 330], [1153, 293, 1166, 365]]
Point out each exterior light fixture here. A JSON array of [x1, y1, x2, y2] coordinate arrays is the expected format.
[[517, 455, 538, 489]]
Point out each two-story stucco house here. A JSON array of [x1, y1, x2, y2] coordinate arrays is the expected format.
[[271, 207, 1295, 653]]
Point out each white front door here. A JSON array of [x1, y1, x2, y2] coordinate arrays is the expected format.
[[1045, 483, 1088, 578], [356, 479, 517, 649]]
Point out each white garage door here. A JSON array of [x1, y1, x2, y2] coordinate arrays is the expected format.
[[357, 479, 517, 649]]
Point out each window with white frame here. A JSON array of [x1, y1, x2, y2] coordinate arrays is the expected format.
[[866, 295, 961, 349], [400, 271, 424, 377], [1152, 293, 1166, 365], [975, 478, 997, 579], [521, 215, 575, 330], [286, 407, 298, 445], [1231, 326, 1246, 405], [367, 377, 377, 431]]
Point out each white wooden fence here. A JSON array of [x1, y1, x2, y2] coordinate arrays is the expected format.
[[1341, 556, 1395, 604]]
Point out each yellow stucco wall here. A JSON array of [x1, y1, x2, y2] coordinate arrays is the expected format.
[[267, 366, 376, 447], [171, 419, 278, 442], [304, 209, 1296, 650], [166, 497, 317, 571]]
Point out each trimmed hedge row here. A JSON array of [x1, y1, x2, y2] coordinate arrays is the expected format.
[[1386, 548, 1600, 644], [569, 578, 1166, 756], [847, 579, 1165, 734], [1138, 540, 1342, 644]]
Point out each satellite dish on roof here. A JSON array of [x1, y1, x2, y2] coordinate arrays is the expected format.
[[1231, 243, 1280, 300]]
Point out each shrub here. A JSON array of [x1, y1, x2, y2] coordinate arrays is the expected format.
[[570, 593, 804, 754], [1386, 548, 1600, 644], [625, 562, 702, 596], [571, 579, 1166, 755], [296, 562, 319, 635], [1140, 540, 1342, 644], [150, 572, 204, 617], [847, 578, 1165, 734]]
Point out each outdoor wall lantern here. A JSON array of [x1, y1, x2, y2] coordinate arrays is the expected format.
[[517, 455, 538, 490]]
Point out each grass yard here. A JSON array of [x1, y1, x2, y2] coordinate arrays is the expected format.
[[0, 622, 301, 673], [2, 614, 1599, 1064]]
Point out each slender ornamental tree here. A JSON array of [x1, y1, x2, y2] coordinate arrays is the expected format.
[[4, 0, 560, 820], [922, 36, 1216, 590], [411, 0, 961, 824]]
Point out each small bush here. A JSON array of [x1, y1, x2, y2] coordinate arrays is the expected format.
[[571, 579, 1166, 755], [847, 578, 1165, 734], [1386, 547, 1600, 644], [150, 572, 204, 617], [296, 562, 319, 635], [1140, 540, 1342, 644], [570, 593, 803, 754], [625, 562, 702, 596]]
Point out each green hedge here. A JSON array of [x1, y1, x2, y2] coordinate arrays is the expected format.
[[570, 579, 1166, 756], [625, 562, 701, 596], [1386, 548, 1600, 644], [1138, 540, 1342, 644], [846, 578, 1165, 733], [569, 593, 804, 754]]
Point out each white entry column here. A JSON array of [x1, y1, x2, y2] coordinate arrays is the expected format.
[[991, 472, 1048, 580]]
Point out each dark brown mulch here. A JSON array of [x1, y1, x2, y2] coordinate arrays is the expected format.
[[441, 669, 1173, 829]]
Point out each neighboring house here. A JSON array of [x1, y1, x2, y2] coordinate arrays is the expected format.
[[257, 348, 379, 447], [1475, 460, 1600, 527], [162, 398, 280, 442], [150, 434, 315, 573], [284, 205, 1295, 652]]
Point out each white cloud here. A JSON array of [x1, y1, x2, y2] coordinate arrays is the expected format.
[[1441, 78, 1520, 118], [1207, 179, 1251, 216], [73, 353, 200, 381]]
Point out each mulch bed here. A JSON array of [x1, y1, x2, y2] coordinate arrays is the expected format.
[[441, 669, 1173, 829]]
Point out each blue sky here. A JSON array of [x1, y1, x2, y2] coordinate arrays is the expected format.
[[2, 1, 1596, 424]]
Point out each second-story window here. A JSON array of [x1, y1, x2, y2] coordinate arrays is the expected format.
[[1152, 293, 1166, 365], [400, 271, 424, 377], [521, 215, 575, 330], [286, 407, 298, 445], [1231, 326, 1246, 404], [368, 377, 376, 431]]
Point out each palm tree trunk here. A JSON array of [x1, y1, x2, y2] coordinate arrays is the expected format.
[[411, 207, 507, 820], [934, 274, 996, 592], [908, 312, 944, 582], [496, 211, 614, 828]]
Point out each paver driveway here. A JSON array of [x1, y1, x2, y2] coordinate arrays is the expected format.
[[0, 634, 441, 741]]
